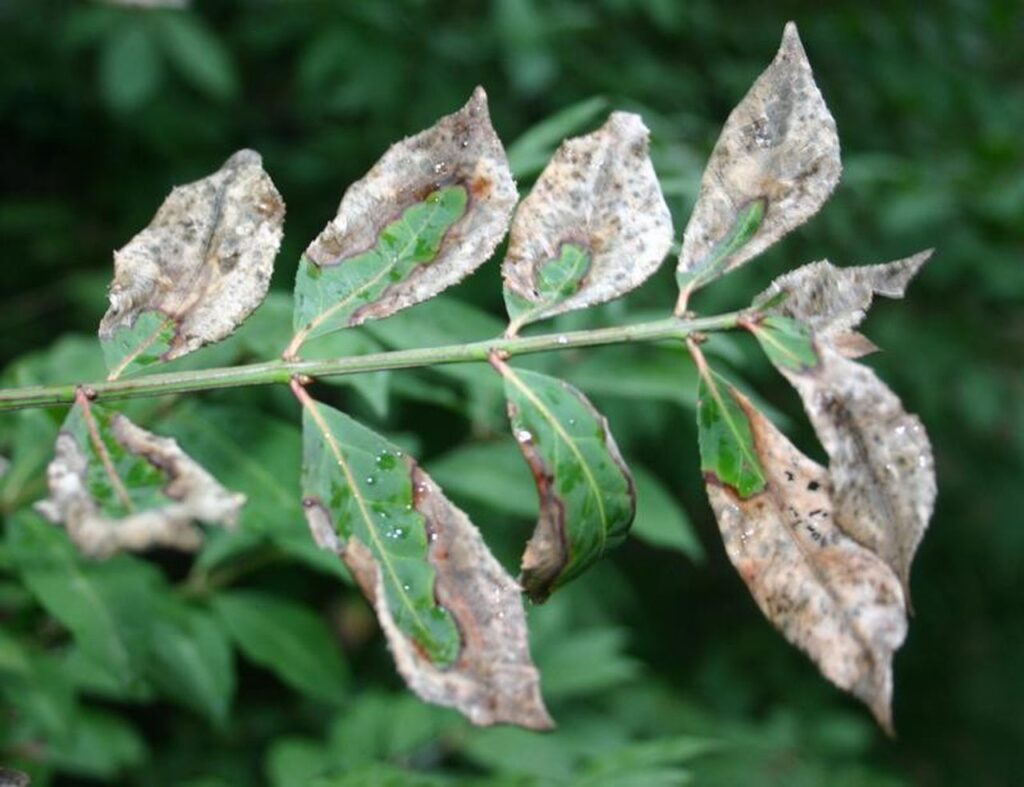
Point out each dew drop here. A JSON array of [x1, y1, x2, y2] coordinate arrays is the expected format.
[[556, 335, 569, 346], [365, 475, 376, 486], [515, 429, 533, 443], [568, 418, 577, 427], [433, 162, 448, 174]]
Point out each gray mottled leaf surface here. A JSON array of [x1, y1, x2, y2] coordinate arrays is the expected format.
[[290, 87, 516, 349], [502, 112, 673, 333], [99, 149, 284, 379], [705, 388, 906, 732], [677, 22, 841, 301]]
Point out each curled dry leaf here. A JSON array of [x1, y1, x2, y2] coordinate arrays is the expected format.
[[677, 22, 841, 304], [703, 386, 906, 733], [298, 392, 551, 729], [750, 252, 936, 596], [99, 150, 285, 379], [0, 768, 30, 787], [502, 112, 673, 334], [753, 250, 933, 348], [492, 358, 635, 601], [36, 400, 243, 558], [290, 87, 517, 352]]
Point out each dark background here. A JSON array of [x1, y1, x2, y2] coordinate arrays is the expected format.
[[1, 1, 1022, 785]]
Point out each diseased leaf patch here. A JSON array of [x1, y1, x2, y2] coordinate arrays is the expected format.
[[297, 391, 551, 729], [289, 87, 517, 354], [504, 243, 591, 327], [99, 149, 284, 379], [676, 22, 841, 304], [501, 111, 673, 333], [298, 398, 459, 665], [36, 398, 243, 558], [492, 360, 635, 601], [704, 388, 906, 733], [293, 186, 469, 342], [696, 370, 767, 499]]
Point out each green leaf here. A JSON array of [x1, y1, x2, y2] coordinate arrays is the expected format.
[[427, 440, 536, 519], [212, 590, 349, 704], [749, 315, 819, 372], [630, 466, 704, 562], [300, 400, 459, 665], [695, 371, 766, 499], [495, 363, 635, 600], [265, 737, 330, 787], [47, 708, 148, 780], [144, 604, 235, 725], [290, 88, 516, 352], [99, 23, 162, 113], [504, 243, 591, 326], [154, 13, 238, 100]]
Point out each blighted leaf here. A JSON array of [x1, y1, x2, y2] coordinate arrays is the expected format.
[[36, 398, 243, 558], [703, 387, 906, 732], [771, 345, 936, 597], [297, 391, 551, 729], [492, 359, 635, 601], [750, 252, 936, 595], [501, 112, 673, 334], [695, 366, 767, 499], [289, 88, 516, 352], [99, 149, 284, 379], [753, 251, 933, 348], [0, 768, 30, 787], [676, 23, 841, 303]]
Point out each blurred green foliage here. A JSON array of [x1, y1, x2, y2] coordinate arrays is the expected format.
[[1, 0, 1022, 784]]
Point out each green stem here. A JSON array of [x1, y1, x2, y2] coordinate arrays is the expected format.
[[0, 312, 743, 412]]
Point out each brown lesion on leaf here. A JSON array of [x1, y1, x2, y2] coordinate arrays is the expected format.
[[99, 149, 285, 373], [705, 389, 907, 734], [37, 409, 243, 559]]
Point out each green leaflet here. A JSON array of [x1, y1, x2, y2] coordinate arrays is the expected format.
[[299, 399, 459, 666], [497, 364, 635, 601], [101, 310, 177, 380], [677, 198, 765, 294], [293, 186, 469, 342], [696, 372, 767, 498], [62, 404, 169, 516], [504, 243, 591, 326], [750, 315, 819, 371]]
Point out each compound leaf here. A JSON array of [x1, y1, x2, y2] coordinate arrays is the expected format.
[[703, 387, 906, 732], [297, 393, 551, 729], [677, 22, 841, 302], [99, 150, 284, 379], [290, 87, 516, 352], [501, 112, 673, 334], [492, 360, 635, 601], [37, 398, 244, 558]]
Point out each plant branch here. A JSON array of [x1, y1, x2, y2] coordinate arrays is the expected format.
[[0, 311, 744, 412]]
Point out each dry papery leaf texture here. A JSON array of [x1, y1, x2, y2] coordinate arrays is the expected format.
[[99, 149, 284, 378], [502, 111, 673, 333], [37, 406, 243, 558], [706, 388, 906, 732], [305, 467, 552, 730], [756, 253, 937, 597], [299, 87, 516, 329], [677, 22, 841, 299]]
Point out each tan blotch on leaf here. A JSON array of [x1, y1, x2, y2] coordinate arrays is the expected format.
[[99, 149, 285, 366], [678, 22, 841, 296], [305, 467, 552, 730], [304, 87, 517, 326], [502, 111, 673, 333], [37, 411, 243, 558], [755, 252, 936, 597], [706, 388, 906, 732]]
